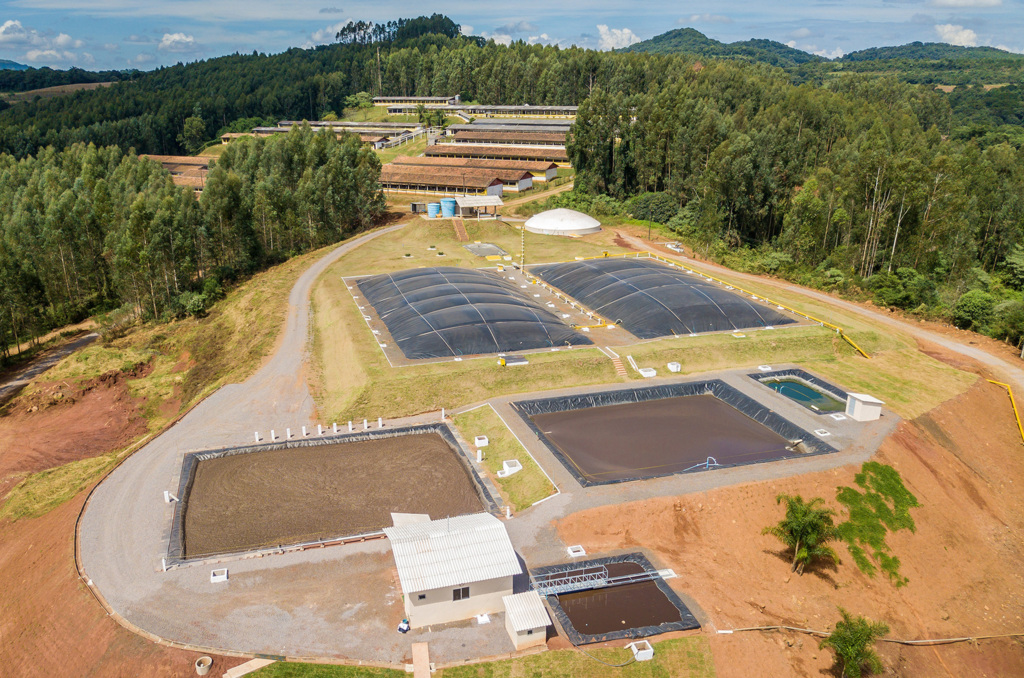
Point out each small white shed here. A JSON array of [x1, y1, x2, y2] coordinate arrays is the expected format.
[[502, 591, 551, 650], [385, 513, 522, 628], [846, 393, 885, 422]]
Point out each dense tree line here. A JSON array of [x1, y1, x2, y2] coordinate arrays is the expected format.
[[0, 127, 383, 357], [564, 64, 1024, 344], [0, 66, 135, 93]]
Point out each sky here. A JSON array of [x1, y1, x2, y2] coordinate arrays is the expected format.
[[1, 0, 1022, 71]]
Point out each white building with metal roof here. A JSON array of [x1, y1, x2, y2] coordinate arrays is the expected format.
[[384, 513, 522, 628], [502, 591, 551, 650]]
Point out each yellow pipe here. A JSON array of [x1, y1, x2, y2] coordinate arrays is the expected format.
[[840, 332, 871, 359], [987, 380, 1024, 446]]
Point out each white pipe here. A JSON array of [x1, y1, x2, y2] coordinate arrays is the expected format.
[[302, 426, 307, 437], [286, 428, 292, 439], [348, 421, 353, 432], [318, 424, 323, 435], [333, 423, 338, 434], [378, 417, 383, 428], [477, 449, 483, 463], [254, 431, 260, 443], [363, 419, 368, 430]]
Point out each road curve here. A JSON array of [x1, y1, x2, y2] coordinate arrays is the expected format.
[[78, 222, 410, 658]]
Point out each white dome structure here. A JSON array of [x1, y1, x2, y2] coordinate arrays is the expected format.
[[524, 208, 601, 237]]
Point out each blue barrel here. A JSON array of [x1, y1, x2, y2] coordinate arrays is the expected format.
[[440, 198, 457, 218], [427, 202, 441, 218]]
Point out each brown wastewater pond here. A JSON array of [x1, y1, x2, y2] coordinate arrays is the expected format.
[[555, 561, 684, 635], [530, 394, 793, 484]]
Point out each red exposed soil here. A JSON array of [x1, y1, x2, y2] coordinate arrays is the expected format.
[[0, 371, 149, 498], [0, 490, 248, 678], [556, 380, 1024, 677]]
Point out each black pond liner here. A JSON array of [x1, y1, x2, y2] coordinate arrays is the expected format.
[[512, 380, 837, 487], [356, 267, 592, 359], [533, 553, 700, 645], [165, 423, 498, 565], [747, 368, 849, 415], [530, 257, 797, 339]]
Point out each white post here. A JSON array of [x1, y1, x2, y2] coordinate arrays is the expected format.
[[348, 421, 353, 432], [254, 431, 260, 443], [477, 449, 482, 463], [163, 490, 171, 503], [302, 426, 307, 437], [441, 408, 446, 420], [318, 424, 323, 435], [333, 423, 338, 434], [505, 505, 511, 519], [363, 419, 368, 430], [270, 429, 276, 441], [378, 417, 383, 428], [286, 427, 292, 439], [162, 558, 167, 572]]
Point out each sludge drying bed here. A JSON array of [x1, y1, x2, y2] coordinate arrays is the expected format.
[[513, 381, 836, 486], [534, 553, 700, 645], [167, 424, 495, 562]]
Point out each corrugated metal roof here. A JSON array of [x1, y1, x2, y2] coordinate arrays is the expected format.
[[385, 513, 521, 594], [454, 195, 504, 208], [503, 591, 551, 631]]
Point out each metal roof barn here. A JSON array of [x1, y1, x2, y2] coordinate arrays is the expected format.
[[384, 513, 521, 594]]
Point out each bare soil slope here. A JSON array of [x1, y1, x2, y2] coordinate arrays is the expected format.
[[557, 380, 1024, 677], [0, 490, 246, 678], [0, 372, 147, 498]]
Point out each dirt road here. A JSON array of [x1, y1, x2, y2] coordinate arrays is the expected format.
[[0, 332, 99, 407]]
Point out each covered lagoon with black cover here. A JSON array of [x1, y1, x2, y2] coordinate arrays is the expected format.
[[357, 267, 592, 359], [531, 258, 796, 338]]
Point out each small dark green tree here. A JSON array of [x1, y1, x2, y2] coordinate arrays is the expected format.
[[178, 103, 207, 155], [819, 608, 889, 678], [762, 494, 841, 574]]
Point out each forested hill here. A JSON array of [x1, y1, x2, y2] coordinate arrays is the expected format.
[[842, 42, 1024, 62], [0, 66, 134, 93], [0, 59, 28, 71], [622, 28, 822, 67]]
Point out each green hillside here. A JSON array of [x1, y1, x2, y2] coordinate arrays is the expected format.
[[0, 59, 28, 71], [622, 27, 822, 67], [842, 42, 1024, 62]]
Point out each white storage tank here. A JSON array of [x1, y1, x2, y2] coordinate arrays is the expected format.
[[524, 209, 601, 237], [846, 393, 884, 422]]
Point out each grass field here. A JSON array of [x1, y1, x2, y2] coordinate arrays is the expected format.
[[0, 81, 114, 103], [453, 405, 555, 510], [376, 136, 428, 164], [248, 637, 715, 678]]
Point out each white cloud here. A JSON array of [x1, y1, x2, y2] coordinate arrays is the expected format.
[[814, 46, 846, 58], [994, 44, 1024, 53], [934, 23, 977, 45], [791, 27, 813, 38], [490, 33, 512, 46], [54, 32, 83, 48], [25, 48, 75, 62], [460, 25, 474, 36], [158, 32, 197, 52], [497, 20, 537, 35], [103, 42, 119, 51], [527, 33, 551, 45], [319, 6, 343, 13], [1, 19, 88, 65], [129, 52, 155, 66], [931, 0, 1000, 6], [786, 39, 797, 48], [683, 14, 732, 24], [597, 24, 640, 50], [308, 21, 348, 45]]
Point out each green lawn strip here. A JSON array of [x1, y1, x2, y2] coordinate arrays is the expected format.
[[438, 637, 715, 678], [453, 405, 555, 510], [836, 462, 920, 586], [0, 450, 122, 520], [250, 662, 403, 677]]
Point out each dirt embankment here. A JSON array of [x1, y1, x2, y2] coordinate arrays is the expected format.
[[557, 379, 1024, 677], [0, 369, 149, 498], [0, 489, 247, 678]]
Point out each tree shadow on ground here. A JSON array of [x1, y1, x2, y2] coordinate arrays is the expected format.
[[762, 547, 840, 588]]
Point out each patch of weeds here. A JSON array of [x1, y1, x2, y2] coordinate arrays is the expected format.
[[836, 462, 919, 586]]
